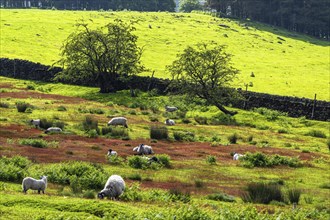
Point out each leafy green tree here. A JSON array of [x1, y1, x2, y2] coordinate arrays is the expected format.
[[56, 19, 145, 93], [167, 42, 240, 115], [180, 0, 203, 12]]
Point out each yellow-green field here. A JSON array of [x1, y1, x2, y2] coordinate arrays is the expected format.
[[0, 9, 329, 100]]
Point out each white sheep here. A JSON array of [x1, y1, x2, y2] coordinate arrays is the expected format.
[[165, 105, 178, 112], [133, 144, 154, 155], [22, 176, 47, 194], [108, 117, 128, 128], [233, 153, 244, 160], [44, 127, 62, 134], [30, 119, 40, 128], [165, 119, 175, 126], [98, 175, 125, 200], [107, 149, 118, 156]]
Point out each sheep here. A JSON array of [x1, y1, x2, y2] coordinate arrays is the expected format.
[[107, 117, 128, 128], [98, 175, 125, 200], [44, 127, 62, 134], [30, 119, 40, 128], [133, 144, 154, 155], [165, 119, 175, 126], [165, 105, 178, 112], [233, 152, 244, 160], [107, 149, 117, 156], [22, 176, 47, 194]]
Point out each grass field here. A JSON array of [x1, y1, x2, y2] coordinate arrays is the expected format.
[[0, 76, 329, 219], [0, 9, 329, 100]]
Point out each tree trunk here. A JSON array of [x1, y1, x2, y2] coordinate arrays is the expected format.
[[215, 103, 237, 116]]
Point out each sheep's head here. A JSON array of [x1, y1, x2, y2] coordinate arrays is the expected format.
[[98, 192, 105, 199]]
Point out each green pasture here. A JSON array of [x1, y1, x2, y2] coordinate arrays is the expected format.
[[0, 9, 329, 100]]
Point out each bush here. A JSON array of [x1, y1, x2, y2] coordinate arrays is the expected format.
[[228, 133, 238, 144], [127, 156, 149, 169], [82, 190, 95, 199], [305, 130, 327, 138], [206, 155, 216, 165], [195, 179, 204, 188], [241, 182, 284, 204], [26, 85, 35, 90], [89, 108, 105, 114], [194, 116, 208, 125], [16, 102, 32, 113], [82, 116, 98, 131], [128, 173, 142, 181], [168, 188, 191, 203], [107, 155, 124, 165], [0, 102, 9, 108], [207, 192, 235, 202], [173, 131, 195, 142], [53, 121, 65, 129], [57, 105, 67, 111], [150, 126, 168, 140], [240, 152, 302, 168], [0, 156, 31, 182], [253, 107, 287, 121], [120, 183, 143, 202], [107, 127, 128, 138], [210, 113, 237, 125], [39, 118, 53, 129], [287, 188, 302, 204], [157, 154, 171, 168], [19, 138, 48, 148], [87, 129, 98, 138]]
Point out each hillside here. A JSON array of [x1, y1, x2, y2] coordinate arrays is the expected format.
[[0, 9, 329, 100]]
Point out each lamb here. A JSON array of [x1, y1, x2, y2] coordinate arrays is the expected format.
[[108, 117, 128, 128], [165, 105, 178, 112], [98, 175, 125, 200], [30, 119, 40, 128], [233, 152, 244, 160], [165, 119, 175, 126], [133, 144, 154, 155], [22, 176, 47, 194], [107, 149, 117, 156], [44, 127, 62, 134]]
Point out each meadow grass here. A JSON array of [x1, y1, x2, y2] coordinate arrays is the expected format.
[[0, 9, 329, 100]]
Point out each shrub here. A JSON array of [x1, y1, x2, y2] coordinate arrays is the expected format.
[[105, 127, 128, 138], [127, 156, 149, 169], [107, 155, 124, 165], [16, 102, 32, 113], [82, 116, 98, 131], [0, 102, 9, 108], [247, 135, 253, 142], [150, 126, 168, 140], [0, 156, 31, 182], [89, 108, 105, 114], [206, 155, 216, 165], [128, 173, 142, 181], [19, 138, 48, 148], [207, 192, 235, 202], [194, 116, 208, 125], [157, 154, 171, 168], [173, 131, 195, 142], [228, 133, 238, 144], [149, 115, 159, 122], [168, 188, 191, 203], [305, 130, 326, 138], [82, 190, 95, 199], [210, 113, 237, 125], [87, 129, 98, 138], [53, 121, 65, 129], [287, 188, 302, 204], [26, 85, 35, 90], [240, 152, 302, 168], [195, 179, 204, 188], [57, 105, 67, 111], [120, 183, 143, 202], [39, 118, 53, 129], [278, 128, 288, 134], [253, 107, 287, 121], [241, 182, 284, 204]]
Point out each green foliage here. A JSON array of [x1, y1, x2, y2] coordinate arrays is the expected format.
[[157, 154, 171, 168], [107, 155, 124, 165], [287, 188, 302, 204], [120, 183, 143, 202], [253, 107, 287, 121], [19, 138, 48, 148], [26, 84, 35, 90], [194, 179, 204, 188], [82, 115, 98, 131], [128, 173, 142, 181], [194, 116, 208, 125], [57, 105, 67, 111], [227, 133, 238, 144], [173, 131, 195, 142], [207, 192, 235, 202], [206, 155, 217, 165], [39, 118, 65, 130], [127, 156, 150, 169], [180, 0, 203, 12], [82, 190, 95, 199], [150, 125, 168, 140], [168, 188, 191, 203], [16, 102, 32, 113], [210, 113, 237, 125], [87, 129, 98, 138], [0, 156, 31, 182], [88, 108, 105, 114], [240, 152, 302, 168], [0, 102, 9, 108], [305, 130, 327, 138], [327, 139, 330, 151], [103, 126, 128, 138], [241, 182, 284, 204]]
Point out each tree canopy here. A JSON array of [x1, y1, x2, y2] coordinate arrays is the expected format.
[[179, 0, 203, 12], [167, 42, 240, 115], [56, 19, 145, 93]]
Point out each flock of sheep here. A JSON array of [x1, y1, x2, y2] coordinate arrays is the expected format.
[[24, 105, 244, 199]]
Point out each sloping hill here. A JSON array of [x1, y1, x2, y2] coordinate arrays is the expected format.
[[0, 9, 329, 100]]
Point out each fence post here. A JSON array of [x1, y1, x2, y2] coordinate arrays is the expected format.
[[311, 94, 317, 119]]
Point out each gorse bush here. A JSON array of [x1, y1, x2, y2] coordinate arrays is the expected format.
[[210, 113, 237, 125], [127, 156, 150, 169], [0, 156, 31, 182], [305, 130, 327, 138], [241, 182, 284, 204], [82, 116, 98, 131], [16, 102, 33, 113], [0, 102, 9, 108], [107, 155, 124, 165], [228, 133, 238, 144], [19, 138, 48, 148], [157, 154, 171, 168], [206, 155, 217, 165], [39, 118, 65, 130], [207, 192, 235, 202], [240, 152, 302, 168], [150, 125, 168, 139], [127, 154, 170, 169], [173, 131, 195, 142]]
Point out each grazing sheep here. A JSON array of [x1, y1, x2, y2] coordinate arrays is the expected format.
[[98, 175, 125, 200], [233, 152, 244, 160], [22, 176, 47, 194], [44, 127, 62, 134], [165, 105, 178, 112], [165, 119, 175, 126], [30, 119, 40, 128], [107, 149, 117, 156], [108, 117, 128, 128], [133, 144, 154, 155]]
